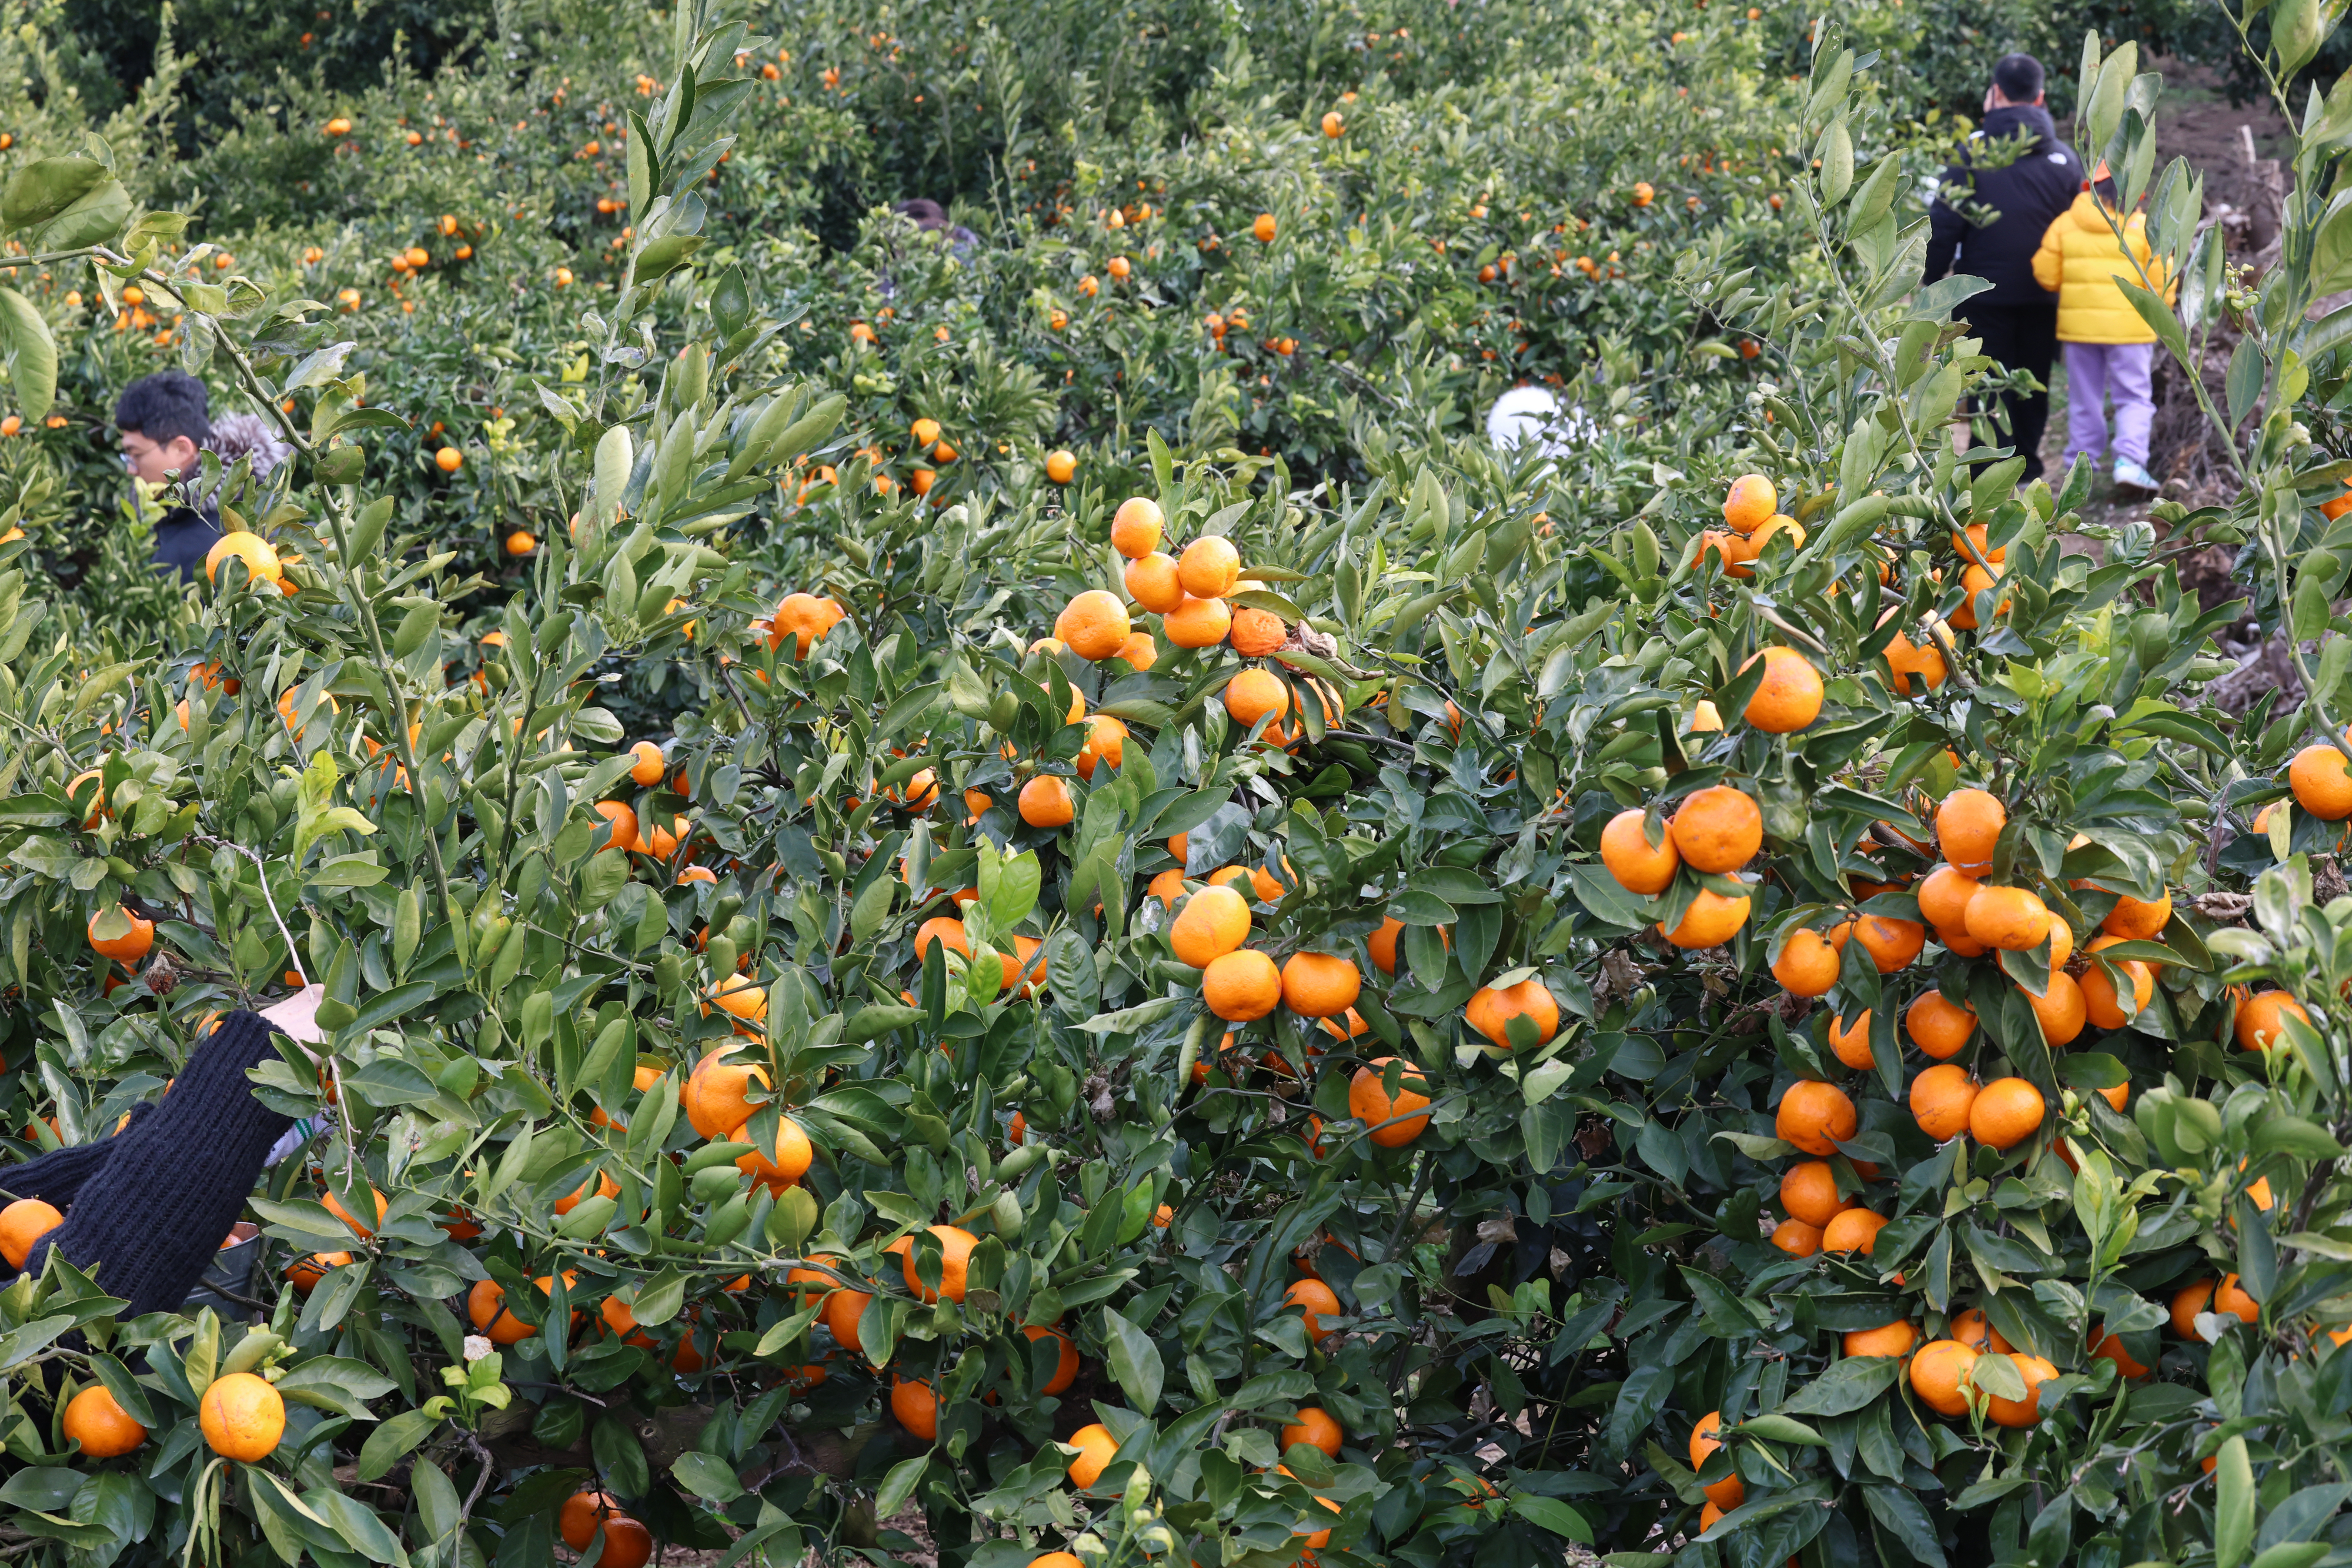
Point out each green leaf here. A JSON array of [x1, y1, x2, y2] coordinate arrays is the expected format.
[[1100, 1305, 1164, 1415], [1, 158, 108, 233], [2120, 276, 2191, 367], [2217, 1434, 2254, 1568], [633, 234, 704, 285], [850, 872, 895, 942], [2251, 1547, 2331, 1568], [357, 1409, 439, 1482], [1776, 1354, 1900, 1416], [0, 1467, 84, 1511], [1507, 1495, 1592, 1542], [1677, 1265, 1768, 1336], [0, 289, 58, 423], [671, 1450, 744, 1505], [980, 843, 1042, 928], [2253, 1116, 2344, 1159], [318, 1486, 403, 1563], [0, 1315, 77, 1371], [874, 1453, 928, 1517], [1863, 1485, 1947, 1568], [1738, 1413, 1826, 1447], [630, 1270, 687, 1327]]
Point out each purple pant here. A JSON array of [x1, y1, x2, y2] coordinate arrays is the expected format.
[[2061, 341, 2154, 467]]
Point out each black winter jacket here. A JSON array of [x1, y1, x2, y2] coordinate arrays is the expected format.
[[1923, 105, 2084, 306], [151, 505, 221, 584]]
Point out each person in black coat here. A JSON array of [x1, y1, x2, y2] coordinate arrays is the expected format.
[[114, 370, 221, 583], [1923, 54, 2084, 484]]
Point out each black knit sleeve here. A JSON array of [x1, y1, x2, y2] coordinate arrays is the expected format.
[[25, 1011, 295, 1316], [0, 1102, 152, 1208]]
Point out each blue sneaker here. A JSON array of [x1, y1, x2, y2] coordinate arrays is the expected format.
[[2112, 459, 2158, 497]]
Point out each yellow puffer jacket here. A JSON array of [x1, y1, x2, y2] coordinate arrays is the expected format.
[[2030, 191, 2173, 343]]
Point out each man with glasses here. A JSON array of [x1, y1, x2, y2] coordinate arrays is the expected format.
[[114, 370, 222, 583]]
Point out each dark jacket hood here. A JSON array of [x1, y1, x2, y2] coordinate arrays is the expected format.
[[1978, 103, 2060, 153]]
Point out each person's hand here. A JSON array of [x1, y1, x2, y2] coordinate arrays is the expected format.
[[258, 984, 327, 1045]]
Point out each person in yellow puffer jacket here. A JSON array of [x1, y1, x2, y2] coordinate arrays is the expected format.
[[2032, 170, 2176, 497]]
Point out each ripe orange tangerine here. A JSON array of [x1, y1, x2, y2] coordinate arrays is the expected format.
[[1170, 884, 1251, 967], [1280, 952, 1361, 1018], [1688, 1412, 1744, 1509], [2290, 743, 2352, 819], [1203, 950, 1281, 1021], [1464, 977, 1558, 1049], [1948, 1308, 2011, 1353], [2102, 887, 2171, 940], [1019, 775, 1076, 827], [1163, 593, 1233, 648], [2169, 1279, 2215, 1337], [1909, 1339, 1979, 1416], [1905, 991, 1976, 1060], [1820, 1207, 1886, 1256], [86, 907, 155, 964], [1054, 590, 1131, 660], [1284, 1277, 1341, 1341], [1225, 668, 1291, 728], [1916, 864, 1982, 931], [2235, 989, 2310, 1052], [1125, 553, 1184, 613], [733, 1116, 814, 1190], [1740, 646, 1822, 733], [0, 1199, 62, 1269], [1844, 1319, 1918, 1359], [2027, 972, 2087, 1045], [1600, 808, 1679, 895], [1722, 474, 1776, 531], [1772, 927, 1840, 997], [1177, 536, 1242, 599], [1967, 1076, 2043, 1149], [1964, 885, 2050, 951], [1985, 1353, 2057, 1427], [1827, 1009, 1874, 1069], [1350, 1058, 1432, 1146], [1282, 1407, 1343, 1457], [1935, 788, 2005, 875], [1659, 888, 1750, 948], [1775, 1079, 1856, 1156], [1669, 785, 1762, 872], [1065, 1423, 1118, 1487], [1779, 1161, 1853, 1228], [62, 1386, 146, 1458], [2087, 1325, 2149, 1379], [1847, 914, 1925, 972], [1110, 497, 1164, 557], [2079, 954, 2153, 1031], [900, 1224, 980, 1303], [1910, 1064, 1978, 1142], [1230, 606, 1287, 656]]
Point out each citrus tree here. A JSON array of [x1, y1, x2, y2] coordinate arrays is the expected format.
[[1, 2, 2349, 1568]]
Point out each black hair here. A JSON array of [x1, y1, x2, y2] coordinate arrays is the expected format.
[[894, 198, 950, 232], [113, 370, 211, 447], [1993, 53, 2044, 104]]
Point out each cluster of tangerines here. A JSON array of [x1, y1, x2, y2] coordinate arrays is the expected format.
[[1593, 556, 2323, 1523], [1, 1183, 298, 1470]]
